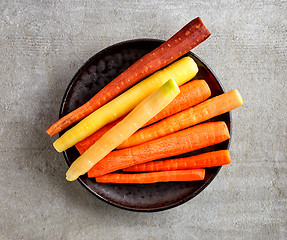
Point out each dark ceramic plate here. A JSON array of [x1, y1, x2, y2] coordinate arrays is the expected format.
[[60, 39, 231, 212]]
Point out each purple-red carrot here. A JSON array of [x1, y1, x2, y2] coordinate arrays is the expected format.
[[46, 17, 210, 137]]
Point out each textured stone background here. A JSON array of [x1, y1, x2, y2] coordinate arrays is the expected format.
[[0, 0, 286, 239]]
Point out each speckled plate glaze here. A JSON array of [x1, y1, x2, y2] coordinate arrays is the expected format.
[[60, 39, 231, 212]]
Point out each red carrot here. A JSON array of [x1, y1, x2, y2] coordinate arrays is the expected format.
[[88, 121, 230, 178], [46, 17, 210, 137], [118, 89, 242, 149], [124, 150, 230, 172], [76, 80, 211, 154], [95, 169, 205, 184]]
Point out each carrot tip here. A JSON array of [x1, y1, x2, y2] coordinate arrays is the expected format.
[[233, 89, 244, 106]]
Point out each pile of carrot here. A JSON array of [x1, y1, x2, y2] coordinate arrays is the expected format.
[[75, 80, 211, 154], [89, 87, 243, 183], [78, 89, 243, 153], [46, 17, 244, 184], [88, 88, 243, 184], [88, 121, 230, 177]]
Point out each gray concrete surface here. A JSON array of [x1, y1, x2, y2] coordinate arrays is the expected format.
[[0, 0, 286, 239]]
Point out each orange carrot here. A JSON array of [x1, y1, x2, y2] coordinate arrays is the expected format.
[[88, 121, 230, 178], [118, 89, 243, 149], [46, 17, 210, 137], [76, 80, 211, 154], [95, 169, 205, 184], [123, 150, 230, 172], [144, 80, 211, 126]]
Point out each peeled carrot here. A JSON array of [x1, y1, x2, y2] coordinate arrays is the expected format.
[[66, 79, 180, 181], [118, 89, 243, 149], [95, 169, 205, 184], [88, 121, 230, 178], [46, 17, 210, 137], [124, 150, 230, 172], [76, 80, 211, 154]]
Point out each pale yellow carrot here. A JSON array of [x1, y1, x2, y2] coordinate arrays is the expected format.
[[66, 79, 180, 181]]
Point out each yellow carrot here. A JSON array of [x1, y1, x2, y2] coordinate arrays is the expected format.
[[66, 79, 180, 181], [54, 57, 198, 152]]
